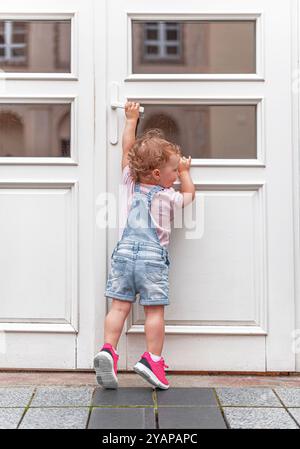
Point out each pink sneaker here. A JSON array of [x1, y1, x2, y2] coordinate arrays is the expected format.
[[93, 343, 119, 389], [133, 351, 169, 389]]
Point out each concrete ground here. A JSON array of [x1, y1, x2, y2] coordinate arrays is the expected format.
[[0, 372, 300, 429]]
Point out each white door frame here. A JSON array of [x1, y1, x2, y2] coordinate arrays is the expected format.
[[0, 0, 298, 372], [91, 0, 110, 368], [292, 0, 300, 373], [102, 0, 298, 372], [0, 0, 95, 369]]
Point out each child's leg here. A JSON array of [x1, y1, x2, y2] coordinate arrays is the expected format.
[[104, 299, 132, 349], [143, 305, 165, 356]]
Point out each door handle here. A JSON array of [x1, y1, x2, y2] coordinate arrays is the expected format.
[[111, 102, 144, 114], [109, 82, 144, 145]]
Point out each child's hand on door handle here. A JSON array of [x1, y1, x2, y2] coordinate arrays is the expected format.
[[178, 156, 192, 174], [125, 101, 140, 122]]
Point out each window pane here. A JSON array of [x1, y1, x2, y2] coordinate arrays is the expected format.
[[147, 29, 158, 39], [12, 47, 25, 58], [166, 29, 178, 40], [0, 20, 71, 72], [136, 104, 256, 159], [12, 33, 26, 44], [166, 46, 178, 55], [147, 45, 158, 54], [0, 104, 71, 157], [13, 21, 26, 30], [132, 20, 256, 73]]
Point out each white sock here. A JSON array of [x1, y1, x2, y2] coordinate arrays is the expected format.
[[149, 352, 162, 362]]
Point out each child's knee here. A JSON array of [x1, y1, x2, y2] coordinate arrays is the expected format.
[[144, 305, 164, 315], [112, 298, 132, 314]]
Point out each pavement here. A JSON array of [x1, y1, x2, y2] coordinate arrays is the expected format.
[[0, 372, 300, 429]]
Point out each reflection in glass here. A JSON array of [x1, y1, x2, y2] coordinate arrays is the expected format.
[[0, 104, 71, 157], [132, 20, 256, 74], [143, 22, 181, 60], [136, 104, 256, 159], [0, 20, 71, 72]]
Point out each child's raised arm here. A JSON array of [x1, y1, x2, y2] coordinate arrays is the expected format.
[[122, 101, 140, 171]]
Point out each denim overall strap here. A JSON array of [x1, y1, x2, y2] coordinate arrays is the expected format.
[[143, 185, 164, 232], [146, 185, 164, 205], [120, 182, 165, 246]]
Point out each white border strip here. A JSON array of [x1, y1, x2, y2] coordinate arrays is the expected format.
[[0, 12, 78, 80], [126, 12, 264, 81], [0, 95, 78, 165]]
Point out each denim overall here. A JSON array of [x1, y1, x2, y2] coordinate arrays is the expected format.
[[104, 181, 170, 306]]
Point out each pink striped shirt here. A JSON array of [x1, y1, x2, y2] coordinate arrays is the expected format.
[[119, 165, 183, 248]]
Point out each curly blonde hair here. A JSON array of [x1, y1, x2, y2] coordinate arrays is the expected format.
[[127, 128, 182, 182]]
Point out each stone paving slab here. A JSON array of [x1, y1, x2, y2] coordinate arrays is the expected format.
[[0, 387, 34, 407], [30, 386, 94, 407], [0, 385, 299, 429], [92, 387, 154, 406], [158, 406, 227, 429], [88, 407, 156, 429], [288, 408, 300, 426], [19, 407, 90, 429], [156, 388, 217, 406], [216, 387, 281, 406], [223, 407, 299, 429], [0, 408, 25, 429], [274, 388, 300, 407]]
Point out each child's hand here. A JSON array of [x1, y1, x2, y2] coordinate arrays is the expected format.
[[125, 101, 140, 122], [178, 156, 192, 174]]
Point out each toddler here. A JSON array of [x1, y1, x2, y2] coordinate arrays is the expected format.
[[94, 101, 195, 389]]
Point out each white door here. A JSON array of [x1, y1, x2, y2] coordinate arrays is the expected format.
[[104, 0, 297, 371], [0, 0, 96, 368]]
